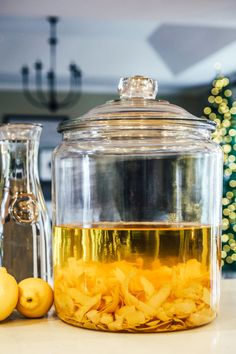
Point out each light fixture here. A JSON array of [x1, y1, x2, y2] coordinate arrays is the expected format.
[[21, 16, 82, 112]]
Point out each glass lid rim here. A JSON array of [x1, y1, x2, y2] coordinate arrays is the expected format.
[[58, 116, 216, 132]]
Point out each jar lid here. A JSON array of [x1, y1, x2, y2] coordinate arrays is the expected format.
[[58, 75, 215, 132]]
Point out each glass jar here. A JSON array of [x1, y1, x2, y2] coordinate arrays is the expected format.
[[52, 76, 223, 332], [0, 123, 52, 283]]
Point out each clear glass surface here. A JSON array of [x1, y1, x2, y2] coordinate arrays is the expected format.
[[0, 123, 52, 283], [52, 76, 223, 332]]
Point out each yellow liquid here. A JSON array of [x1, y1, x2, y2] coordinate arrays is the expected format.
[[53, 223, 220, 332]]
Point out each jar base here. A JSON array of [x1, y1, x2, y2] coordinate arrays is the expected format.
[[56, 311, 217, 333]]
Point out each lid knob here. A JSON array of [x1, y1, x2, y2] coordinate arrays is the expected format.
[[118, 75, 158, 100]]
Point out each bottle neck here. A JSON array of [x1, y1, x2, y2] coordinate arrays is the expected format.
[[0, 124, 42, 195], [1, 139, 40, 194]]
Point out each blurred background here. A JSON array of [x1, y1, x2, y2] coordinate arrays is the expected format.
[[1, 0, 236, 119], [1, 0, 236, 272]]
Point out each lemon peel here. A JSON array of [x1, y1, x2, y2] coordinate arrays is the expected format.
[[54, 258, 216, 332]]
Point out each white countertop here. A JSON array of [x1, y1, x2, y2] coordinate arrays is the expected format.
[[0, 279, 235, 354]]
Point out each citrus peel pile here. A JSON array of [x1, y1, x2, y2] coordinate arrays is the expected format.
[[54, 258, 217, 332]]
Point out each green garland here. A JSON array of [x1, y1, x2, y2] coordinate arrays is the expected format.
[[203, 76, 236, 271]]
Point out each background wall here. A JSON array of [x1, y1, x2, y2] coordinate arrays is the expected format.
[[0, 91, 115, 120], [0, 85, 210, 122]]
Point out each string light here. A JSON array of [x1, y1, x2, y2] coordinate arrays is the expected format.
[[203, 75, 236, 269]]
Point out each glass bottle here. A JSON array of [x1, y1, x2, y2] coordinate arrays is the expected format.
[[0, 123, 52, 283], [52, 76, 223, 332]]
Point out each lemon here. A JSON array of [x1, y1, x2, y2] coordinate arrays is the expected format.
[[0, 267, 18, 321], [17, 278, 54, 318]]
